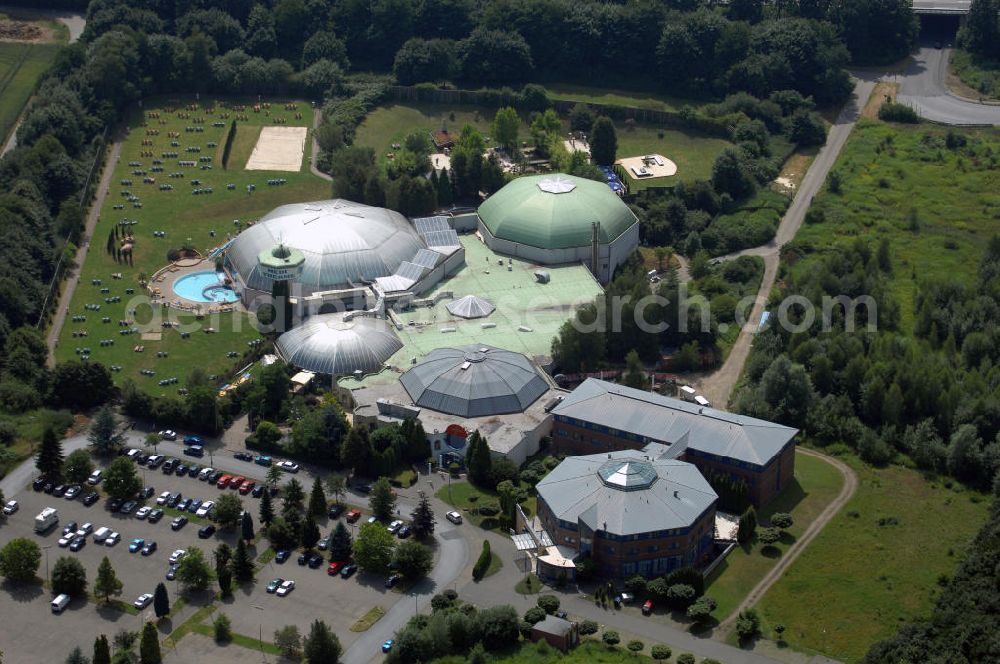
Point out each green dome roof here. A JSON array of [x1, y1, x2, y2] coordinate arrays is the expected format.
[[477, 174, 637, 250]]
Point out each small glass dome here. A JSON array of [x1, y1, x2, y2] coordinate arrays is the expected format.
[[598, 459, 658, 491]]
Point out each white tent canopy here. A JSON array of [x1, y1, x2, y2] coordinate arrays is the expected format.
[[447, 294, 495, 319]]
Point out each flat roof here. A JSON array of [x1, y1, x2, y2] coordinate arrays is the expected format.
[[338, 234, 602, 389]]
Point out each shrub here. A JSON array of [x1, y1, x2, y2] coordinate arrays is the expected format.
[[770, 512, 793, 529], [878, 102, 919, 124], [537, 594, 560, 614], [524, 606, 546, 624], [735, 609, 761, 641], [472, 541, 492, 581], [477, 502, 500, 517], [213, 613, 233, 643], [602, 630, 620, 647], [627, 640, 644, 654], [651, 645, 672, 660], [579, 619, 599, 635], [677, 654, 696, 664]]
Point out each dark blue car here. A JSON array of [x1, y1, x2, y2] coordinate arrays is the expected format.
[[183, 435, 203, 446]]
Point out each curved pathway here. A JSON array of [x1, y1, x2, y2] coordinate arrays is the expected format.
[[309, 108, 332, 181], [718, 448, 858, 631], [696, 77, 875, 408], [895, 44, 1000, 125]]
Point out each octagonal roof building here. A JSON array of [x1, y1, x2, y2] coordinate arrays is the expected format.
[[224, 199, 426, 299], [476, 174, 639, 282], [399, 344, 549, 418], [275, 313, 403, 376]]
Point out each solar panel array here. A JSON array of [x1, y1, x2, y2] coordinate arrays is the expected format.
[[413, 216, 451, 234]]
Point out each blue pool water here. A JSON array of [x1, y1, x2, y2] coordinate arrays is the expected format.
[[173, 271, 239, 303]]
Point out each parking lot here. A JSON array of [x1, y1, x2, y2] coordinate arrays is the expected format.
[[0, 446, 427, 662]]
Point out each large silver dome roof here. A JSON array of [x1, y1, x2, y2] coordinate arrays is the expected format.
[[226, 199, 425, 295], [400, 345, 548, 418], [275, 314, 402, 376]]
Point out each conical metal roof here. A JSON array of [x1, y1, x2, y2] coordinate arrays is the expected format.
[[275, 314, 402, 376], [400, 345, 548, 418], [446, 295, 495, 319]]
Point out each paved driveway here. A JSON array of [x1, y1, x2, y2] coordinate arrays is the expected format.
[[895, 44, 1000, 125]]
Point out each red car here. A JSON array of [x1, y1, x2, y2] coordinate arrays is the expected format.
[[345, 509, 362, 523], [230, 476, 245, 489], [642, 599, 653, 615], [327, 561, 344, 576], [238, 480, 255, 495], [216, 475, 232, 489]]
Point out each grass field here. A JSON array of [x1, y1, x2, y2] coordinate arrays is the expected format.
[[353, 101, 733, 186], [704, 450, 845, 621], [792, 121, 1000, 332], [435, 639, 664, 664], [755, 454, 990, 662], [54, 96, 331, 395], [435, 480, 536, 532], [949, 48, 1000, 101], [0, 41, 61, 145], [546, 82, 697, 113]]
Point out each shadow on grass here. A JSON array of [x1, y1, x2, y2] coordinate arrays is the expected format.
[[760, 545, 782, 559]]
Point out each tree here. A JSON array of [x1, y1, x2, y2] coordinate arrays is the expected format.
[[789, 111, 826, 147], [651, 645, 672, 660], [36, 426, 64, 480], [735, 609, 761, 641], [217, 566, 232, 597], [737, 505, 757, 545], [259, 488, 275, 526], [393, 540, 433, 581], [537, 594, 560, 615], [303, 620, 341, 663], [622, 350, 647, 389], [603, 630, 621, 647], [329, 522, 353, 563], [94, 556, 122, 603], [757, 526, 781, 547], [960, 0, 1000, 58], [266, 464, 282, 491], [241, 510, 255, 542], [369, 477, 396, 523], [770, 512, 793, 529], [410, 492, 435, 540], [326, 475, 346, 505], [64, 646, 88, 664], [457, 28, 533, 86], [496, 480, 519, 530], [712, 148, 756, 201], [103, 456, 142, 502], [308, 476, 327, 519], [231, 538, 254, 582], [214, 493, 244, 530], [686, 596, 717, 625], [88, 406, 125, 456], [176, 547, 213, 592], [52, 556, 87, 597], [213, 613, 232, 644], [93, 636, 110, 664], [628, 640, 645, 656], [274, 625, 302, 661], [472, 540, 492, 581], [139, 621, 161, 664], [153, 582, 169, 618], [353, 522, 396, 574], [0, 538, 40, 583], [301, 514, 321, 550], [492, 107, 520, 152], [283, 478, 305, 515], [63, 449, 94, 484], [466, 431, 493, 487], [590, 116, 618, 165], [267, 517, 299, 551], [948, 424, 984, 483]]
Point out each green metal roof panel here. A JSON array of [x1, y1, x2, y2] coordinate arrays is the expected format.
[[477, 174, 638, 250]]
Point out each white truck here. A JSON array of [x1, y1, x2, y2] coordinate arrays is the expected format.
[[35, 507, 58, 533]]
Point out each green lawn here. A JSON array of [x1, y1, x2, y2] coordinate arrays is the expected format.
[[0, 41, 61, 145], [704, 450, 845, 621], [949, 48, 1000, 101], [354, 100, 733, 186], [546, 82, 699, 113], [434, 479, 535, 531], [433, 639, 662, 664], [792, 121, 1000, 332], [54, 96, 331, 395], [756, 454, 990, 663]]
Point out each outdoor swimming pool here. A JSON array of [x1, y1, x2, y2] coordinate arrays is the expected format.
[[173, 270, 239, 303]]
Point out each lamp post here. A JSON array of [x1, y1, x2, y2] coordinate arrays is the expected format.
[[411, 591, 418, 616], [42, 544, 52, 586], [253, 604, 266, 661]]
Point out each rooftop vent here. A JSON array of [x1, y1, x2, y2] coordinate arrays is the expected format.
[[460, 361, 471, 371]]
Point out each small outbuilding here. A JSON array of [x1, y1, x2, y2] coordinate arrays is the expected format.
[[530, 615, 579, 652]]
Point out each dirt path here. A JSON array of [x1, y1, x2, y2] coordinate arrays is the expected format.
[[719, 448, 859, 629], [694, 78, 875, 408], [45, 134, 123, 366], [309, 108, 332, 182]]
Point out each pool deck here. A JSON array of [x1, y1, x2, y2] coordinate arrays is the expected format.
[[148, 259, 241, 313], [338, 234, 602, 390]]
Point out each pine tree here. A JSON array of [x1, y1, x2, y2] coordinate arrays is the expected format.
[[139, 621, 162, 664], [590, 116, 618, 166], [259, 488, 274, 526], [282, 478, 305, 516], [340, 427, 372, 474], [328, 522, 352, 562], [303, 620, 342, 663], [153, 582, 169, 618], [410, 491, 435, 540], [93, 635, 111, 664], [94, 556, 122, 604], [308, 476, 327, 519], [369, 477, 396, 523], [36, 426, 64, 480], [436, 167, 454, 207], [217, 566, 232, 596], [231, 539, 254, 582], [241, 510, 255, 541], [65, 646, 88, 664], [466, 431, 493, 487], [301, 514, 320, 550]]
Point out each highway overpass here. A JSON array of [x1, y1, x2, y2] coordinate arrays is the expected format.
[[912, 0, 971, 14]]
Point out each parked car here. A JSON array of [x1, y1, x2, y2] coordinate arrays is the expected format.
[[161, 459, 177, 474], [327, 504, 344, 519], [187, 499, 202, 514], [397, 525, 412, 539], [147, 509, 164, 523], [195, 501, 214, 518], [198, 524, 216, 539], [156, 491, 171, 505], [187, 465, 201, 478], [58, 532, 75, 547], [159, 430, 177, 440], [387, 520, 404, 534], [171, 516, 188, 531], [87, 470, 103, 485], [382, 639, 394, 653], [233, 452, 253, 461], [266, 578, 283, 593], [208, 471, 223, 484], [165, 492, 181, 508], [176, 498, 192, 512], [135, 506, 151, 520], [251, 485, 265, 498], [105, 531, 121, 546], [138, 486, 155, 500], [354, 483, 372, 494], [76, 523, 94, 538], [642, 599, 653, 615], [183, 446, 204, 458], [107, 498, 123, 512], [183, 435, 203, 446], [340, 563, 357, 578], [3, 500, 19, 515], [275, 550, 290, 564], [169, 549, 186, 564], [345, 509, 362, 523], [216, 475, 232, 489], [119, 501, 137, 514], [69, 537, 86, 552], [82, 492, 99, 507], [64, 485, 82, 500], [129, 538, 145, 553], [141, 541, 158, 556], [53, 484, 68, 497], [174, 464, 189, 476], [254, 455, 272, 466], [229, 476, 246, 490], [276, 461, 299, 473], [297, 552, 309, 566], [147, 455, 164, 469], [446, 511, 463, 525], [33, 478, 46, 491], [276, 580, 295, 597], [308, 553, 323, 568], [165, 564, 177, 580], [239, 480, 255, 495], [385, 573, 401, 588], [327, 561, 344, 575], [133, 593, 153, 609], [198, 467, 214, 481], [63, 522, 79, 536]]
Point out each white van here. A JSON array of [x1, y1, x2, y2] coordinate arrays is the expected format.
[[51, 593, 70, 613], [93, 526, 112, 543], [694, 395, 712, 408], [88, 469, 102, 485]]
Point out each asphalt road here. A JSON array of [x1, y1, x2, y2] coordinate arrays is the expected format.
[[896, 45, 1000, 125]]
